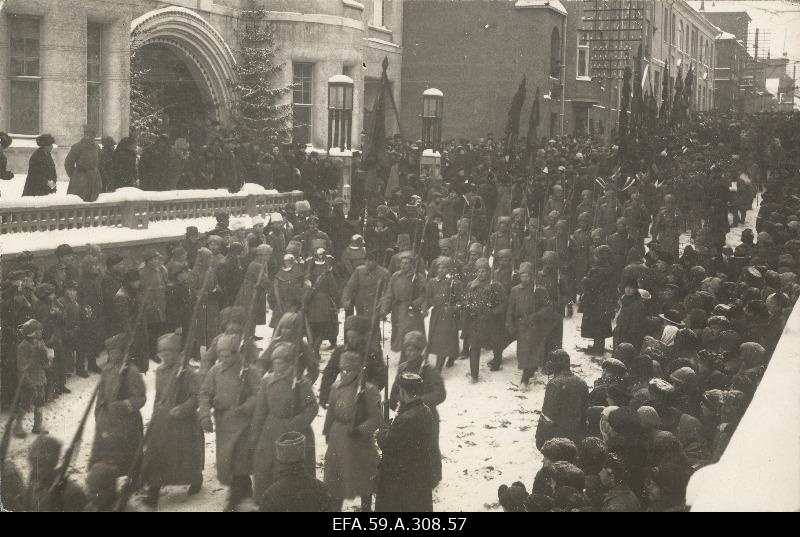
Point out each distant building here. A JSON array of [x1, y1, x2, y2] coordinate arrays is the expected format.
[[400, 0, 568, 143], [0, 0, 404, 170]]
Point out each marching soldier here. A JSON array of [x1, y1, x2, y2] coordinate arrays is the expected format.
[[320, 316, 387, 408], [305, 242, 340, 352], [607, 217, 637, 281], [293, 214, 332, 258], [387, 234, 413, 274], [493, 249, 517, 296], [187, 248, 222, 359], [377, 372, 435, 512], [269, 253, 306, 329], [323, 351, 382, 512], [198, 333, 263, 511], [234, 244, 272, 339], [259, 312, 319, 383], [463, 258, 507, 380], [538, 251, 569, 352], [485, 216, 513, 259], [258, 432, 330, 512], [250, 342, 318, 501], [342, 251, 390, 322], [576, 189, 595, 221], [422, 257, 463, 370], [389, 332, 446, 486], [380, 252, 427, 353], [449, 217, 476, 265], [623, 188, 650, 251], [89, 333, 146, 477], [24, 436, 87, 512], [142, 333, 205, 508], [572, 213, 594, 297], [652, 194, 684, 261], [543, 220, 577, 304], [506, 263, 560, 386]]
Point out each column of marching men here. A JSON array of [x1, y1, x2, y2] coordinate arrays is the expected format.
[[3, 111, 800, 512]]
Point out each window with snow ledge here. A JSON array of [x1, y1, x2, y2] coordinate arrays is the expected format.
[[343, 0, 365, 10]]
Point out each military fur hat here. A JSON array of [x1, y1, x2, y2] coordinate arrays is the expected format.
[[216, 333, 241, 353], [474, 258, 491, 271], [19, 319, 43, 337], [496, 249, 512, 260], [220, 306, 246, 328], [275, 432, 306, 464], [403, 331, 427, 350], [519, 262, 535, 275], [344, 315, 371, 334], [540, 438, 577, 463], [340, 351, 361, 371], [105, 333, 128, 352], [468, 242, 483, 254], [157, 333, 182, 353]]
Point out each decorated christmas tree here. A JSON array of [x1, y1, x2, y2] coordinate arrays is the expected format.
[[129, 47, 167, 143], [230, 0, 293, 145]]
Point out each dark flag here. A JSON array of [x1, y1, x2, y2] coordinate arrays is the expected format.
[[672, 65, 684, 124], [660, 61, 670, 121], [525, 86, 541, 166], [684, 64, 695, 112], [363, 57, 402, 206], [504, 76, 527, 157]]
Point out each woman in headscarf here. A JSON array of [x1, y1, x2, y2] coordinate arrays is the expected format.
[[250, 341, 318, 501], [23, 134, 58, 196]]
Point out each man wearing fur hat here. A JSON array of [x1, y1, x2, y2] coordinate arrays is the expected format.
[[199, 332, 263, 511], [234, 244, 273, 339], [22, 133, 58, 197], [198, 306, 258, 381], [463, 258, 507, 379], [322, 350, 382, 512], [0, 131, 14, 194], [388, 332, 446, 486], [13, 319, 50, 438], [320, 315, 387, 408], [258, 432, 330, 512], [305, 242, 340, 352], [651, 194, 683, 261], [343, 250, 390, 323], [110, 269, 148, 372], [422, 257, 463, 370], [140, 249, 168, 369], [24, 436, 87, 512], [536, 350, 588, 450], [448, 217, 477, 265], [507, 263, 560, 386], [377, 372, 436, 512], [65, 125, 103, 202], [294, 214, 332, 259], [250, 342, 318, 500], [380, 251, 427, 353], [142, 333, 205, 508], [89, 333, 146, 477]]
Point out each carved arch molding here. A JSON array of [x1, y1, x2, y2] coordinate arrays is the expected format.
[[131, 6, 238, 123]]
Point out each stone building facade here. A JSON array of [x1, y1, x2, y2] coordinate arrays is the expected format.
[[0, 0, 403, 171], [400, 0, 567, 143]]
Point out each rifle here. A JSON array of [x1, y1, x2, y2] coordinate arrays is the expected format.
[[462, 203, 476, 266], [238, 259, 270, 405], [0, 373, 28, 464], [114, 293, 147, 401], [47, 383, 101, 500], [352, 276, 387, 428], [114, 260, 217, 512]]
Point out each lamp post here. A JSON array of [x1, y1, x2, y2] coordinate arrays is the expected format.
[[328, 75, 354, 152], [421, 87, 444, 151]]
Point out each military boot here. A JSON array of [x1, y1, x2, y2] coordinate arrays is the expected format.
[[32, 408, 48, 435]]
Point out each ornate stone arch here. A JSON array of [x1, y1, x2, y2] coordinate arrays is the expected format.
[[131, 6, 238, 123]]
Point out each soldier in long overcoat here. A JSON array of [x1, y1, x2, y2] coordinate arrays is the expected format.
[[422, 257, 462, 370], [305, 245, 340, 351], [234, 245, 272, 336], [376, 372, 435, 512], [250, 343, 318, 501], [187, 248, 222, 355], [535, 350, 588, 450], [269, 254, 306, 329], [198, 333, 263, 511], [463, 258, 507, 380], [89, 334, 146, 476], [388, 332, 446, 487], [141, 333, 204, 508], [581, 246, 618, 355], [109, 270, 148, 372], [506, 263, 560, 385], [380, 252, 426, 352], [651, 195, 683, 261], [342, 254, 391, 320], [65, 125, 103, 202], [323, 351, 382, 512]]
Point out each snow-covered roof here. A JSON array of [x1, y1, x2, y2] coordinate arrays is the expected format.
[[515, 0, 567, 17], [328, 74, 354, 85], [423, 88, 444, 97], [717, 31, 737, 41]]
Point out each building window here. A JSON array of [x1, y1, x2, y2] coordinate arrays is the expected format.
[[8, 15, 41, 135], [87, 23, 103, 136], [679, 21, 683, 51], [292, 62, 313, 146], [577, 32, 590, 79], [663, 8, 669, 43], [671, 14, 676, 45], [550, 27, 561, 78], [372, 0, 384, 27]]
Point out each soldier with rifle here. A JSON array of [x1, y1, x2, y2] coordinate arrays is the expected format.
[[376, 372, 435, 512], [23, 435, 87, 511], [388, 331, 446, 487], [380, 250, 427, 353], [89, 329, 146, 478], [422, 257, 462, 370], [323, 290, 384, 512], [140, 333, 205, 509], [250, 339, 318, 501]]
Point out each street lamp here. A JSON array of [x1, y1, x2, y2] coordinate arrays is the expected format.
[[421, 87, 444, 151], [328, 74, 354, 152]]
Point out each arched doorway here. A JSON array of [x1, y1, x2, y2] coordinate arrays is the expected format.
[[130, 7, 237, 140]]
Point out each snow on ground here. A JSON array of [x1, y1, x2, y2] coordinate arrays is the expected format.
[[0, 201, 759, 512]]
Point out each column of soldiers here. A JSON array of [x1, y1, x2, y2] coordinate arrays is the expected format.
[[4, 110, 800, 513]]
